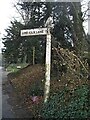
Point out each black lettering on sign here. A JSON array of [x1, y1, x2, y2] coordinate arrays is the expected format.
[[39, 30, 43, 33], [22, 31, 28, 35], [29, 31, 32, 34], [36, 30, 43, 34]]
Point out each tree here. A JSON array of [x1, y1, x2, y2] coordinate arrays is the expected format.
[[3, 2, 88, 67], [2, 1, 89, 111], [3, 20, 24, 65], [69, 2, 88, 57]]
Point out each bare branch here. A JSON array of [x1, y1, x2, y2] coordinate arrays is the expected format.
[[82, 8, 90, 19], [14, 4, 25, 22]]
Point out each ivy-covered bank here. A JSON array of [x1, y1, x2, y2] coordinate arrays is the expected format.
[[41, 85, 89, 119]]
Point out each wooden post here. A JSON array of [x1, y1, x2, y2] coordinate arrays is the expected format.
[[33, 46, 35, 65], [44, 28, 51, 103]]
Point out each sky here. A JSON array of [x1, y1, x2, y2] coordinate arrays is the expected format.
[[0, 0, 19, 52], [0, 0, 88, 52]]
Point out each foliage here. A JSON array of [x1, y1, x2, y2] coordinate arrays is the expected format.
[[4, 1, 89, 118], [28, 82, 44, 96], [3, 2, 88, 65], [6, 63, 28, 73], [52, 47, 88, 81], [2, 20, 24, 64], [41, 85, 89, 119]]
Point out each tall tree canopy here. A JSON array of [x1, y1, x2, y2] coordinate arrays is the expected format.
[[2, 2, 88, 65]]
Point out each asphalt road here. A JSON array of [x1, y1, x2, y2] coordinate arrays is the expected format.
[[1, 67, 32, 119], [2, 67, 15, 118], [0, 67, 2, 119]]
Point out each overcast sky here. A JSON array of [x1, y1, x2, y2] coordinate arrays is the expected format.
[[0, 0, 21, 52], [0, 0, 16, 35], [0, 0, 88, 52]]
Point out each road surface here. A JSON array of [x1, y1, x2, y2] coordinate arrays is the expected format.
[[0, 67, 2, 120], [2, 67, 15, 118], [1, 67, 32, 119]]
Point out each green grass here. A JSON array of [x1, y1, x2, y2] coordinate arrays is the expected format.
[[6, 63, 29, 73]]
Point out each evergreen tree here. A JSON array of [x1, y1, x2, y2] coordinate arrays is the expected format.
[[3, 20, 24, 64], [3, 2, 88, 65]]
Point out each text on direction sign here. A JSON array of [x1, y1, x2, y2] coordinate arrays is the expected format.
[[21, 28, 48, 36]]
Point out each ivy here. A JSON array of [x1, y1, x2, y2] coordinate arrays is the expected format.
[[41, 85, 89, 119]]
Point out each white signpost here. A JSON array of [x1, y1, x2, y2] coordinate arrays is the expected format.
[[21, 27, 51, 103]]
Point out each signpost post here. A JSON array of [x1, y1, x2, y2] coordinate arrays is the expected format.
[[21, 27, 51, 103], [44, 28, 51, 103]]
